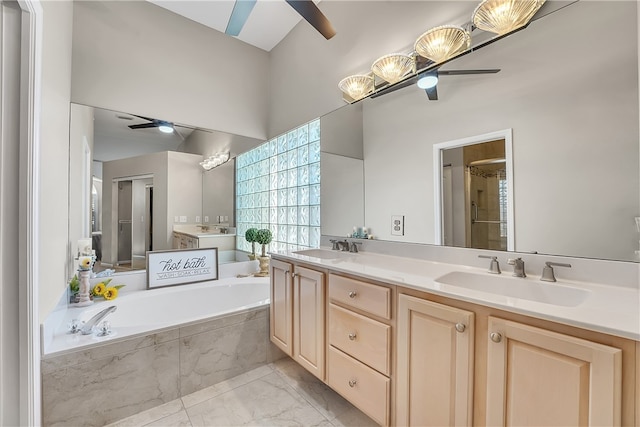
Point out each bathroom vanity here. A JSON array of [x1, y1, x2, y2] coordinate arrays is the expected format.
[[270, 250, 639, 426], [172, 225, 236, 251]]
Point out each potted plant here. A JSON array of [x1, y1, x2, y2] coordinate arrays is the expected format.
[[254, 228, 273, 276], [245, 227, 259, 260]]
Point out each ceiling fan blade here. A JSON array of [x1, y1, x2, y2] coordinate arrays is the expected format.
[[370, 76, 418, 98], [131, 114, 156, 122], [439, 69, 501, 75], [425, 85, 438, 101], [225, 0, 257, 36], [128, 123, 159, 130], [285, 0, 336, 40]]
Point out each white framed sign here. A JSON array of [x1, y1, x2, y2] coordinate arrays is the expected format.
[[146, 248, 218, 289]]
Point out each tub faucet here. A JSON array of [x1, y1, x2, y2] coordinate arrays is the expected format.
[[81, 305, 117, 335]]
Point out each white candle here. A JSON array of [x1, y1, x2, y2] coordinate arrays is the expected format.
[[78, 238, 92, 256]]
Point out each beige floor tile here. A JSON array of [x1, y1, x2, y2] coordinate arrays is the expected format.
[[186, 372, 329, 426], [329, 406, 379, 427], [144, 410, 192, 427], [105, 399, 184, 427], [181, 364, 274, 408]]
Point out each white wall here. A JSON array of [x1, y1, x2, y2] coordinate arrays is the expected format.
[[71, 0, 269, 140], [39, 1, 73, 320], [202, 161, 235, 226]]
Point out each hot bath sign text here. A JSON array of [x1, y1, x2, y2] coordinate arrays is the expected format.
[[147, 248, 219, 289]]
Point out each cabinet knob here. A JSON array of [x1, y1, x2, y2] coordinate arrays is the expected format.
[[490, 332, 503, 343], [291, 272, 298, 278], [455, 323, 466, 333], [348, 379, 357, 388], [284, 270, 290, 275], [348, 332, 357, 341], [348, 291, 357, 299]]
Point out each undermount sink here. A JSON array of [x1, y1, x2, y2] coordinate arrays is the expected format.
[[434, 271, 590, 307], [293, 248, 355, 260]]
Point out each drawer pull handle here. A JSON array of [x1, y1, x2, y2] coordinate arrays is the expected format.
[[348, 332, 357, 341], [348, 379, 357, 388], [348, 291, 357, 299], [455, 323, 466, 333], [490, 332, 503, 343]]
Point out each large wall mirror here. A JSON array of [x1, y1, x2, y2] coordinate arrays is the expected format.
[[339, 0, 637, 262]]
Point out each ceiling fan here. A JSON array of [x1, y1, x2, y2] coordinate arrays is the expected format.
[[372, 67, 501, 101], [226, 0, 336, 40], [125, 115, 210, 140]]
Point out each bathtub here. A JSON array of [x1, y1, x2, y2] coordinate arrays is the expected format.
[[41, 274, 282, 426], [44, 275, 270, 356]]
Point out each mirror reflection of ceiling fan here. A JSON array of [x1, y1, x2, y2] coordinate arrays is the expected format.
[[226, 0, 336, 40], [124, 115, 210, 140]]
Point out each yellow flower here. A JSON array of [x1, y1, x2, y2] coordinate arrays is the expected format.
[[103, 287, 118, 300], [92, 283, 106, 296], [79, 257, 92, 270]]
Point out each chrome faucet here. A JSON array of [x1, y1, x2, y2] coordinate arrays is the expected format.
[[337, 239, 350, 251], [507, 257, 526, 277], [80, 305, 117, 335], [540, 262, 572, 282], [349, 241, 362, 253], [478, 255, 501, 274]]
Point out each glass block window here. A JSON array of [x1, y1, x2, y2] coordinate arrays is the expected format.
[[236, 119, 321, 253]]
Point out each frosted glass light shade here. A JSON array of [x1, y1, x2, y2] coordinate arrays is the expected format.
[[414, 25, 471, 64], [472, 0, 545, 35], [371, 53, 415, 84], [338, 75, 374, 101]]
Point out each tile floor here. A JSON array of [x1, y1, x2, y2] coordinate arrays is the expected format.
[[106, 357, 378, 427]]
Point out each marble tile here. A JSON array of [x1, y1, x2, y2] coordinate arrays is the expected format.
[[145, 410, 192, 427], [329, 406, 379, 427], [42, 328, 180, 373], [179, 307, 267, 339], [181, 364, 274, 409], [105, 399, 184, 427], [186, 372, 329, 426], [272, 358, 354, 421], [179, 316, 268, 396], [42, 341, 180, 427]]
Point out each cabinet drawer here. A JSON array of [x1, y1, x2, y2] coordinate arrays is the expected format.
[[328, 346, 390, 426], [329, 274, 391, 319], [329, 304, 390, 375]]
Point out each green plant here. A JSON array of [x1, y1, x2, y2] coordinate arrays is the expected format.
[[256, 228, 273, 257], [245, 228, 259, 255]]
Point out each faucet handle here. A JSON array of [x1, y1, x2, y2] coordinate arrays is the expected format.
[[507, 257, 526, 277], [329, 239, 339, 250], [540, 262, 572, 282], [478, 255, 501, 274], [349, 241, 362, 253]]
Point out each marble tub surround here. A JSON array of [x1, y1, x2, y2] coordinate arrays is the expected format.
[[42, 306, 282, 426], [107, 359, 376, 427], [277, 241, 640, 340]]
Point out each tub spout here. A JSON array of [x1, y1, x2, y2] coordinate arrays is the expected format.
[[81, 305, 117, 335]]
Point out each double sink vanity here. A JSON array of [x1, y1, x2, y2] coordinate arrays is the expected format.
[[269, 247, 639, 426]]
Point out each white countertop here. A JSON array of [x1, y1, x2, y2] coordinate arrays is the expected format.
[[273, 249, 640, 341]]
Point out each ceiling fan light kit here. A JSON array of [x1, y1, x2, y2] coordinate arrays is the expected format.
[[339, 0, 545, 103]]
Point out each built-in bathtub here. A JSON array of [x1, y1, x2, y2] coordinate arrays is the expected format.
[[41, 267, 284, 426]]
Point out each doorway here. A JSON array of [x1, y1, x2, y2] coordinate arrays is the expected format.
[[113, 176, 153, 270]]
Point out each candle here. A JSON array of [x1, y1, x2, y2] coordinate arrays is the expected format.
[[78, 238, 92, 256]]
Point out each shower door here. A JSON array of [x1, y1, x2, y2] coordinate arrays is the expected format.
[[466, 159, 507, 251], [117, 181, 132, 265]]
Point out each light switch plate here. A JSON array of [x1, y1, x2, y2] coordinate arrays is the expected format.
[[195, 216, 201, 223], [180, 216, 187, 223], [204, 216, 209, 223], [174, 216, 179, 223], [391, 215, 404, 236]]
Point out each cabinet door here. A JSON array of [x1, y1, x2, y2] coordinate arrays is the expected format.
[[293, 265, 326, 380], [486, 317, 622, 426], [397, 294, 475, 427], [269, 258, 293, 356]]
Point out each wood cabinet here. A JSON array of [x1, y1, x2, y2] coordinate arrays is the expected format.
[[269, 258, 293, 356], [485, 317, 622, 426], [396, 294, 475, 427], [292, 265, 326, 380], [327, 274, 393, 426], [270, 258, 326, 380]]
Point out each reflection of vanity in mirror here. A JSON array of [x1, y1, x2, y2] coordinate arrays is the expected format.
[[68, 0, 639, 283]]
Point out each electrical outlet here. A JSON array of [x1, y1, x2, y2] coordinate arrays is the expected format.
[[196, 216, 201, 223], [174, 216, 179, 223], [180, 216, 187, 223], [391, 215, 404, 236], [204, 216, 209, 223]]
